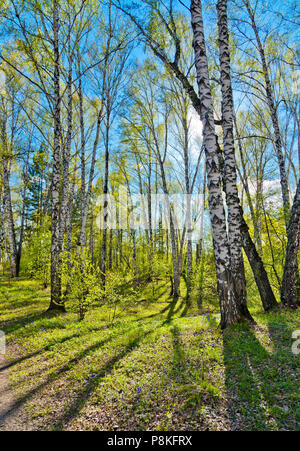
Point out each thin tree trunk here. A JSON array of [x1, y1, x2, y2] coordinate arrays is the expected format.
[[198, 163, 206, 265], [160, 160, 181, 299], [101, 107, 110, 287], [0, 105, 18, 278], [49, 0, 65, 311], [2, 159, 17, 278], [109, 229, 113, 271], [66, 175, 76, 255], [78, 60, 86, 248], [147, 146, 153, 278], [240, 212, 278, 310], [183, 112, 192, 300], [79, 73, 107, 250], [78, 15, 110, 251], [244, 0, 291, 225], [153, 114, 181, 299], [16, 148, 30, 276], [0, 189, 4, 266], [58, 17, 73, 256], [234, 116, 262, 253]]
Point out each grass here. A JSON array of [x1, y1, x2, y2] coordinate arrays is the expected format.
[[0, 275, 299, 431]]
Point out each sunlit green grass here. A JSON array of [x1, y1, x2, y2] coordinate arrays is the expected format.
[[0, 275, 299, 431]]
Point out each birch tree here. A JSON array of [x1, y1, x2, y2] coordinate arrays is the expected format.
[[217, 0, 254, 320], [115, 0, 277, 317], [242, 0, 291, 226], [191, 0, 245, 328]]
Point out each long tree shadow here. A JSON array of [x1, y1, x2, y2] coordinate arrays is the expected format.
[[265, 313, 300, 429], [223, 318, 300, 431], [1, 315, 131, 372], [51, 319, 172, 431], [169, 325, 223, 430], [136, 298, 184, 326], [0, 311, 59, 334], [52, 333, 150, 430], [90, 322, 193, 431], [0, 317, 152, 426], [223, 325, 269, 430], [0, 331, 84, 372], [0, 334, 117, 425], [1, 313, 174, 430], [162, 299, 186, 325], [170, 325, 190, 384]]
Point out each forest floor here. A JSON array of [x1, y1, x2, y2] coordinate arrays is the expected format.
[[0, 275, 299, 431]]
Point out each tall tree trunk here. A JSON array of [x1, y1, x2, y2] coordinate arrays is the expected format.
[[78, 62, 86, 248], [244, 0, 291, 226], [135, 154, 150, 245], [281, 180, 300, 308], [153, 113, 181, 299], [0, 106, 17, 278], [217, 0, 254, 322], [66, 176, 76, 255], [49, 0, 65, 311], [0, 189, 4, 266], [16, 148, 30, 276], [191, 0, 243, 328], [234, 116, 262, 254], [159, 159, 181, 299], [2, 158, 17, 278], [240, 212, 278, 310], [147, 147, 153, 278], [182, 113, 193, 300], [196, 163, 206, 266], [78, 62, 107, 250], [217, 141, 278, 310], [101, 107, 110, 287], [58, 18, 73, 256], [109, 229, 113, 271], [78, 4, 111, 251]]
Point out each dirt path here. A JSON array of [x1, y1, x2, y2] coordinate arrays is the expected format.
[[0, 355, 29, 431]]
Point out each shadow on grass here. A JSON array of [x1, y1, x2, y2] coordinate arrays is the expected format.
[[223, 315, 299, 431], [52, 329, 155, 431], [170, 325, 190, 384], [0, 315, 168, 429], [0, 329, 87, 372], [0, 310, 61, 336], [51, 313, 181, 430], [136, 297, 184, 326], [0, 332, 117, 425]]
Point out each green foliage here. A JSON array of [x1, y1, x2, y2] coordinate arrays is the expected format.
[[24, 226, 51, 288], [62, 253, 103, 321], [99, 271, 139, 322], [63, 253, 139, 322]]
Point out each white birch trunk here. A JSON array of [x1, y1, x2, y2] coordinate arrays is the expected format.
[[217, 0, 254, 322], [191, 0, 240, 328]]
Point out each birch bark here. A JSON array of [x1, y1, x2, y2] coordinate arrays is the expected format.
[[2, 157, 17, 278], [49, 0, 65, 311], [191, 0, 242, 328], [217, 0, 253, 321]]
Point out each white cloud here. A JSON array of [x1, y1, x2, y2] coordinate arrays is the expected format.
[[247, 178, 293, 209], [188, 108, 203, 160]]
